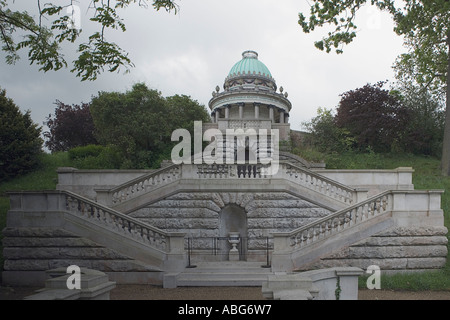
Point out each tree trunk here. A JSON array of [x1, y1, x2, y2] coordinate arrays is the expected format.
[[441, 33, 450, 176]]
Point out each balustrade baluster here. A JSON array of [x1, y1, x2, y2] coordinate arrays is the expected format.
[[146, 228, 153, 244], [89, 205, 94, 218], [350, 209, 356, 225], [307, 229, 313, 244], [334, 217, 340, 232], [327, 220, 332, 235], [369, 202, 375, 216], [301, 231, 307, 245], [375, 199, 381, 214], [96, 208, 103, 223], [290, 236, 297, 247], [148, 230, 155, 244], [318, 224, 324, 239]]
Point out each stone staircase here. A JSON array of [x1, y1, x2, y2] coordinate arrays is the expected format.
[[175, 261, 274, 287]]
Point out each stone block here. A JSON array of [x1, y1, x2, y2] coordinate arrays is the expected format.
[[263, 267, 363, 300], [23, 268, 116, 300], [163, 273, 179, 289], [273, 289, 313, 300]]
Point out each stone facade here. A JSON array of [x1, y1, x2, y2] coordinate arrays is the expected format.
[[306, 226, 448, 273], [129, 192, 331, 261], [2, 227, 162, 286]]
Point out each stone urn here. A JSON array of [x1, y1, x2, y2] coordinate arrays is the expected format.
[[228, 232, 240, 261]]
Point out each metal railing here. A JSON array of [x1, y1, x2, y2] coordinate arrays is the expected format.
[[185, 236, 273, 268]]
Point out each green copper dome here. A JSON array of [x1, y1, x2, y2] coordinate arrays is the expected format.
[[228, 51, 272, 78]]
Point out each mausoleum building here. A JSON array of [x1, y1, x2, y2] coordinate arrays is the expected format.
[[2, 51, 447, 289], [207, 50, 291, 141]]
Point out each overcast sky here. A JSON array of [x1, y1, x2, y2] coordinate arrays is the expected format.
[[0, 0, 405, 144]]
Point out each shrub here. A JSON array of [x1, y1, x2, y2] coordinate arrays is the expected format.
[[68, 145, 122, 169], [68, 144, 104, 160]]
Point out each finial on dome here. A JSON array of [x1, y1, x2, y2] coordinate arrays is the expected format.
[[242, 50, 258, 59]]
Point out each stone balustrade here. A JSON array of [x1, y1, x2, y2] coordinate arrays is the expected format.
[[281, 163, 356, 205], [279, 191, 391, 252], [99, 162, 358, 209], [271, 189, 445, 272], [64, 192, 173, 252], [95, 165, 181, 206], [7, 191, 186, 257]]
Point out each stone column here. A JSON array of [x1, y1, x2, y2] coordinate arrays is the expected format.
[[211, 112, 216, 123], [269, 105, 274, 123], [239, 103, 244, 119], [254, 103, 260, 119], [279, 110, 285, 124], [225, 105, 230, 119], [285, 113, 289, 124], [215, 110, 220, 123]]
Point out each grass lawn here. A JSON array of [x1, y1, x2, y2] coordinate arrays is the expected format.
[[1, 150, 450, 291]]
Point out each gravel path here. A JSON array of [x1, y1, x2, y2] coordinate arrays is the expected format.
[[109, 286, 450, 300], [2, 285, 450, 300]]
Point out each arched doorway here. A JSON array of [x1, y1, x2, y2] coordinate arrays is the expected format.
[[218, 204, 248, 261]]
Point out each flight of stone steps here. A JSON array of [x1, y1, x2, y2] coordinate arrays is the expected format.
[[176, 261, 274, 287]]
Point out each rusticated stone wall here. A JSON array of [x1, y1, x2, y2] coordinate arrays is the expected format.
[[129, 192, 332, 254], [302, 226, 448, 273], [1, 228, 162, 286]]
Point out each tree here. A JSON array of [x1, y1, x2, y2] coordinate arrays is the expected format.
[[0, 0, 178, 81], [335, 82, 409, 153], [44, 100, 98, 152], [302, 107, 355, 153], [90, 83, 168, 168], [390, 82, 445, 156], [90, 83, 210, 169], [166, 94, 211, 134], [298, 0, 450, 175], [0, 88, 43, 181]]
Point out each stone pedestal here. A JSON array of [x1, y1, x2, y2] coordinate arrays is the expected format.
[[24, 268, 116, 300], [262, 267, 364, 300], [228, 232, 240, 261]]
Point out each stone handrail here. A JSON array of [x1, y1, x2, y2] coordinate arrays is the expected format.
[[195, 162, 357, 205], [280, 162, 356, 205], [108, 164, 181, 205], [63, 191, 180, 252], [101, 161, 357, 207], [274, 191, 392, 251]]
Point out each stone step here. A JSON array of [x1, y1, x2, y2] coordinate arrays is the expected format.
[[176, 277, 268, 287], [185, 261, 271, 273], [176, 261, 273, 287]]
